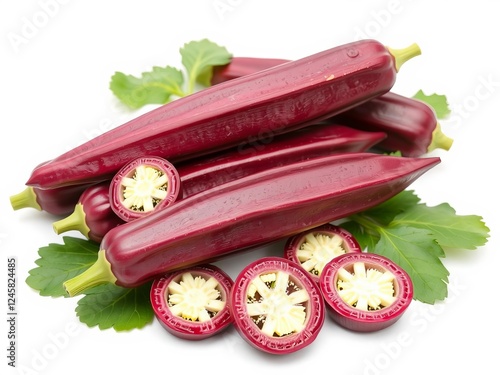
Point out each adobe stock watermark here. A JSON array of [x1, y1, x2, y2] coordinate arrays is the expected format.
[[68, 110, 128, 152], [220, 326, 247, 354], [7, 0, 72, 54], [81, 118, 116, 143], [447, 74, 499, 127], [0, 232, 7, 246], [15, 320, 82, 375], [212, 0, 245, 21], [359, 276, 466, 375], [354, 0, 414, 40]]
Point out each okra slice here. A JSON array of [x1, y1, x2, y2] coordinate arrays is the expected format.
[[109, 156, 181, 222], [284, 224, 362, 283], [150, 265, 234, 340], [319, 252, 413, 332], [231, 257, 325, 355]]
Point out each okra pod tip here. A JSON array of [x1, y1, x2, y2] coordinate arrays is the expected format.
[[387, 43, 421, 72], [63, 250, 116, 297]]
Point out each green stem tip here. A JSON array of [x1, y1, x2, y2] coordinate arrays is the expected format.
[[63, 250, 117, 297], [387, 43, 422, 72], [52, 204, 90, 238], [428, 122, 454, 153], [9, 186, 41, 211]]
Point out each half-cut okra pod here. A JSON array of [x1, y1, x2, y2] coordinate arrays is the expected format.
[[319, 252, 413, 332], [231, 257, 325, 355], [284, 224, 362, 283], [150, 264, 234, 340], [109, 156, 181, 222]]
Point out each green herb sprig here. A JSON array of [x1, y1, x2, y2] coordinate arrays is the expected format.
[[109, 39, 232, 109], [340, 190, 490, 304]]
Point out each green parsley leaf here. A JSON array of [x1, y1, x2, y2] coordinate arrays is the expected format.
[[339, 190, 421, 249], [338, 221, 378, 250], [373, 225, 449, 304], [357, 189, 421, 227], [75, 282, 154, 331], [110, 39, 231, 109], [341, 190, 490, 304], [180, 39, 232, 92], [412, 89, 451, 119], [109, 66, 185, 109], [392, 202, 490, 250], [26, 236, 99, 297], [26, 236, 154, 331]]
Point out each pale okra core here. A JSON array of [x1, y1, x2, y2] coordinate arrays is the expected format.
[[167, 272, 225, 322], [336, 262, 396, 311], [297, 233, 347, 276], [246, 271, 309, 337], [121, 165, 168, 212]]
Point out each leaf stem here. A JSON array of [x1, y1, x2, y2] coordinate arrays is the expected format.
[[348, 213, 384, 238], [146, 82, 186, 98], [187, 72, 197, 95]]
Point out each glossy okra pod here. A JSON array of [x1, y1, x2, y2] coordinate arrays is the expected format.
[[211, 56, 452, 156], [334, 92, 453, 156], [52, 123, 386, 242], [63, 152, 439, 295], [175, 123, 387, 198], [52, 182, 125, 243], [25, 39, 420, 190]]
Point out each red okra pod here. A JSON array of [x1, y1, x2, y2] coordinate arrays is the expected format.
[[52, 182, 125, 243], [25, 39, 420, 190], [211, 56, 452, 156], [334, 92, 453, 156], [175, 123, 386, 198], [52, 124, 386, 242], [210, 57, 289, 85], [63, 152, 439, 296]]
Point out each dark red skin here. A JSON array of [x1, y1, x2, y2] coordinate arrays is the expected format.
[[100, 152, 440, 288], [319, 252, 413, 332], [176, 123, 387, 198], [30, 184, 92, 216], [9, 159, 95, 216], [334, 92, 438, 156], [62, 124, 385, 242], [284, 223, 362, 283], [76, 182, 125, 243], [211, 57, 438, 157], [231, 257, 325, 355], [211, 57, 289, 85], [26, 39, 400, 189], [109, 156, 181, 222], [150, 264, 234, 340]]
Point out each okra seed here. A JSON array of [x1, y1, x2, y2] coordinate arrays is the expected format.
[[336, 262, 396, 311]]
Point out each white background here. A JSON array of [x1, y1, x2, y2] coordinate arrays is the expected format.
[[1, 1, 499, 374]]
